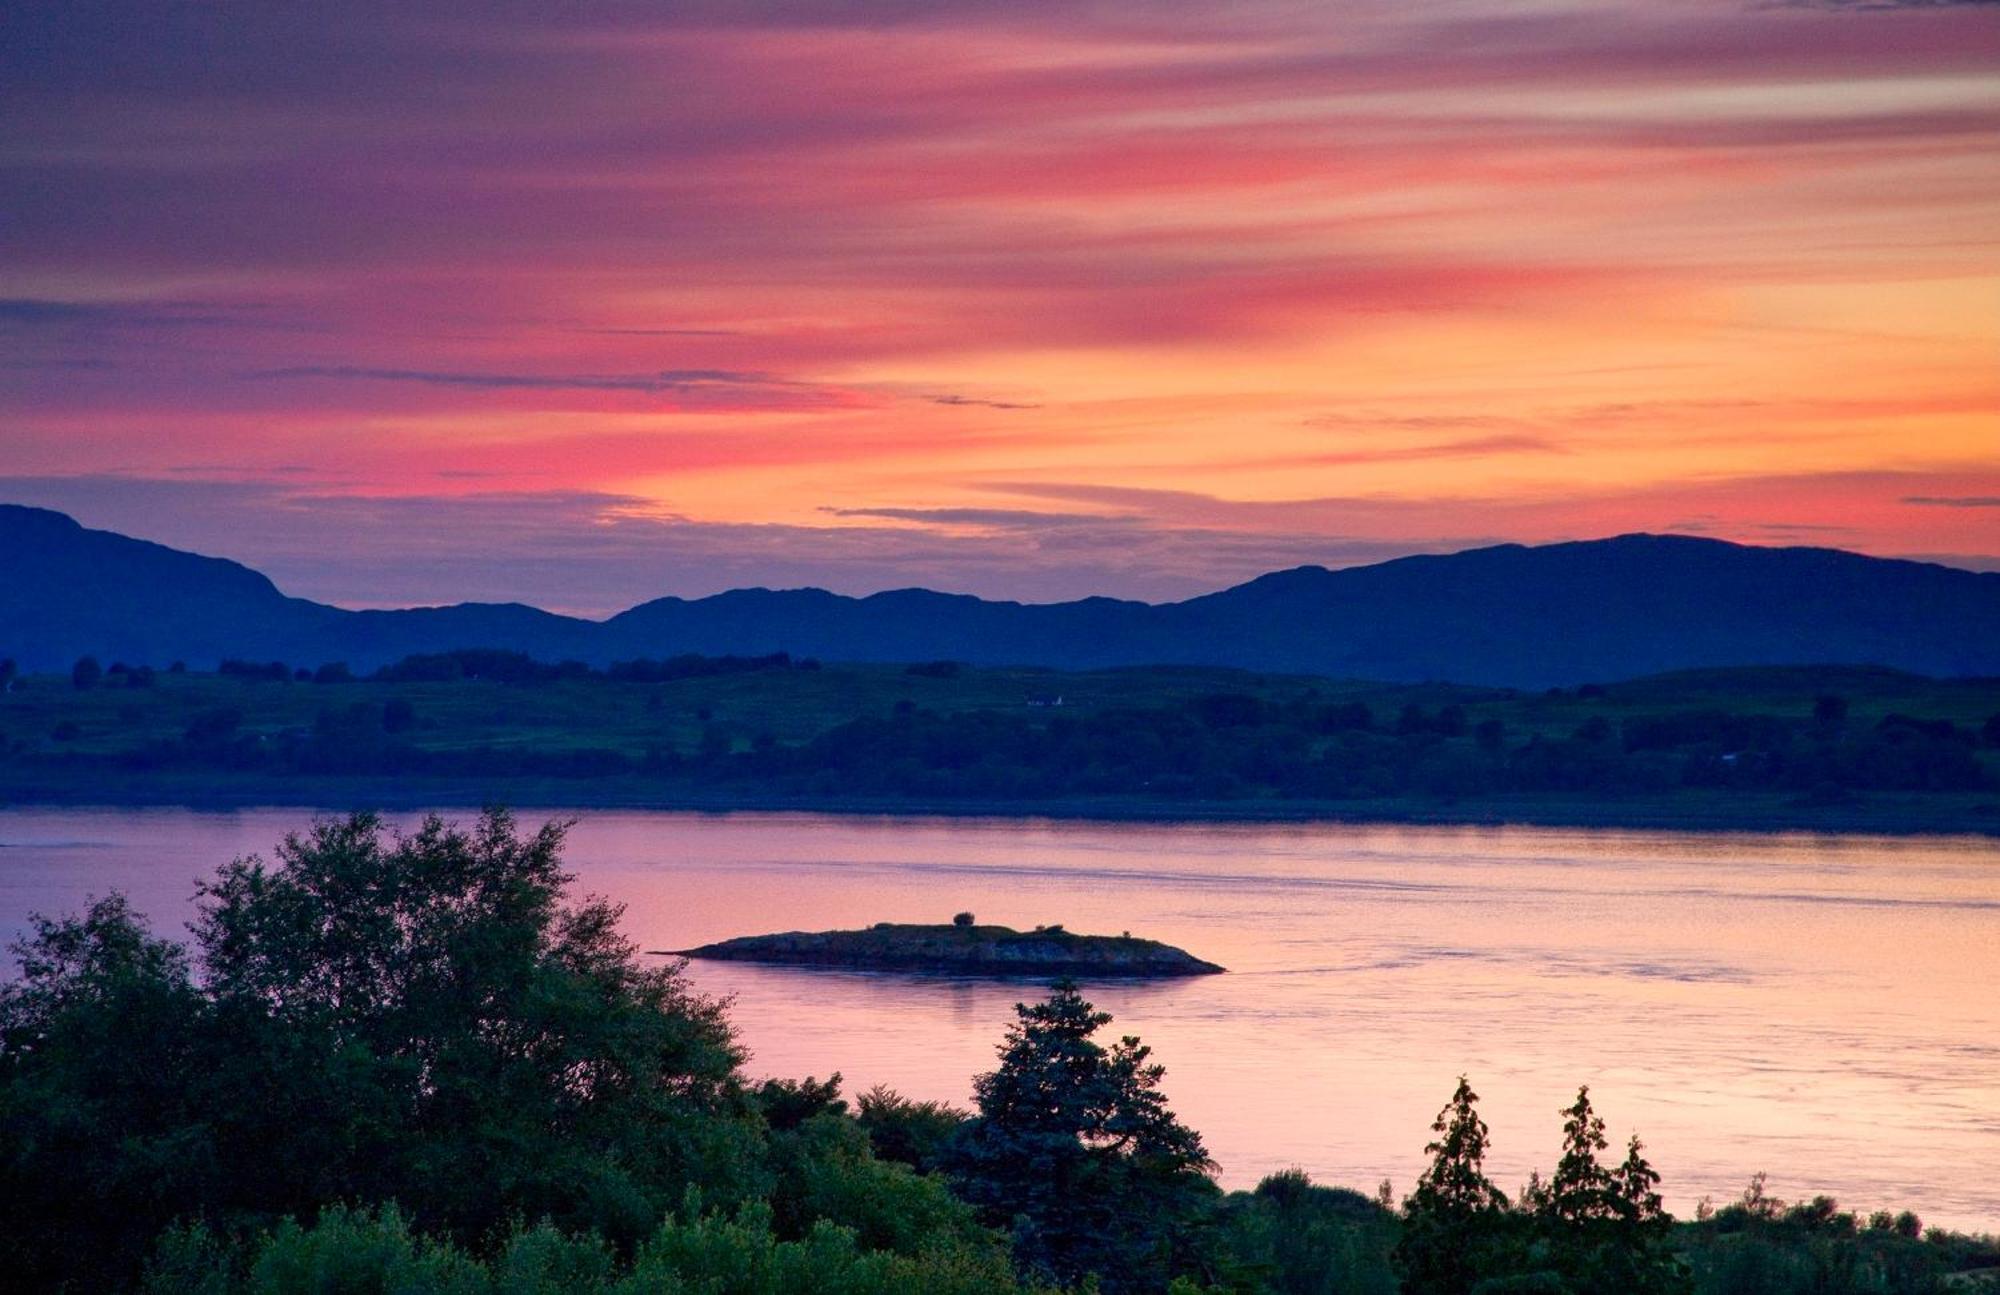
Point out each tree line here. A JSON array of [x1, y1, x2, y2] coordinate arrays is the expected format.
[[3, 811, 1992, 1293], [9, 655, 1995, 803]]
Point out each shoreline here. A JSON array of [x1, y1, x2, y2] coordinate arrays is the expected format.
[[4, 777, 1997, 838]]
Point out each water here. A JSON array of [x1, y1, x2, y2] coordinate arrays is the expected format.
[[2, 806, 1996, 1230]]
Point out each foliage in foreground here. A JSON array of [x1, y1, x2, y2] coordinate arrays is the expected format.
[[143, 1199, 1033, 1295], [3, 810, 1996, 1295]]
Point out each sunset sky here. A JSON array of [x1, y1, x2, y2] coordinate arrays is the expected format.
[[4, 0, 1997, 613]]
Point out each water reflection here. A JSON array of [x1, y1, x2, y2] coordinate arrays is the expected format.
[[1, 806, 1995, 1229]]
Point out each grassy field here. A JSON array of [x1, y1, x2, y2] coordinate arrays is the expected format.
[[3, 658, 1997, 833]]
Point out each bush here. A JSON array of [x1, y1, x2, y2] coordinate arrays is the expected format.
[[857, 1086, 969, 1174], [145, 1199, 1033, 1295]]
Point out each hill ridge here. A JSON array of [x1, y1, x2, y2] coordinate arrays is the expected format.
[[2, 503, 1995, 686]]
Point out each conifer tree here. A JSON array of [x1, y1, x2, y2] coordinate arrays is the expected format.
[[1545, 1086, 1617, 1225], [1536, 1089, 1687, 1294], [1394, 1076, 1511, 1294], [952, 981, 1215, 1293]]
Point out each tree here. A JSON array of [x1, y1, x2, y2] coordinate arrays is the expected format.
[[1545, 1086, 1617, 1227], [191, 812, 757, 1242], [0, 657, 16, 692], [952, 981, 1216, 1292], [71, 654, 102, 689], [1535, 1089, 1686, 1294], [1395, 1076, 1511, 1294], [0, 896, 209, 1291], [0, 812, 767, 1286], [857, 1084, 968, 1174]]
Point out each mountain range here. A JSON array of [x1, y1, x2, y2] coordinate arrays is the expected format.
[[3, 503, 1995, 687]]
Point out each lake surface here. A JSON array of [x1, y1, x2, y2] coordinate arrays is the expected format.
[[2, 806, 1996, 1230]]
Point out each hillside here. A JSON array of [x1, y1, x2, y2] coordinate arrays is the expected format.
[[4, 504, 1997, 687], [3, 656, 1996, 833]]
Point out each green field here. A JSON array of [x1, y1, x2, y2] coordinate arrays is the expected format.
[[3, 656, 1997, 833]]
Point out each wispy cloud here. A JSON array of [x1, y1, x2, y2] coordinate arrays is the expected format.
[[0, 297, 292, 331], [926, 394, 1043, 411], [249, 365, 860, 411], [825, 506, 1131, 529], [254, 365, 795, 393], [1772, 1, 1999, 10], [1904, 495, 2000, 507], [1, 0, 1995, 594], [1296, 434, 1568, 467]]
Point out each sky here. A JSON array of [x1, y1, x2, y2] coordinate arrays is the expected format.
[[3, 0, 1997, 614]]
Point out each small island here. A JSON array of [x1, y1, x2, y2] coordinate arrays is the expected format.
[[662, 914, 1224, 978]]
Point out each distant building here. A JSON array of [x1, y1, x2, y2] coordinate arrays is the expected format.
[[1026, 694, 1065, 708]]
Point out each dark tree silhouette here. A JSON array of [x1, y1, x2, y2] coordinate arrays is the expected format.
[[1395, 1075, 1511, 1294], [0, 812, 756, 1287], [952, 981, 1216, 1292], [1534, 1088, 1686, 1293]]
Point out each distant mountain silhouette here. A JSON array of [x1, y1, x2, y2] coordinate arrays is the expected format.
[[3, 503, 1995, 686]]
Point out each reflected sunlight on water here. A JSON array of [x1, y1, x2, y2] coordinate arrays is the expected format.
[[3, 807, 1996, 1228]]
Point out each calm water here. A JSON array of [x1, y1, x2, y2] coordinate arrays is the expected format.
[[2, 807, 1996, 1230]]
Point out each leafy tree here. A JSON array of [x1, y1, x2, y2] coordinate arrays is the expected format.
[[0, 656, 17, 692], [757, 1072, 849, 1131], [857, 1084, 968, 1174], [1395, 1076, 1511, 1294], [191, 812, 760, 1243], [766, 1112, 1001, 1261], [0, 812, 768, 1286], [1219, 1169, 1399, 1295], [71, 654, 103, 689], [0, 896, 210, 1291], [951, 981, 1217, 1292], [144, 1197, 1036, 1295]]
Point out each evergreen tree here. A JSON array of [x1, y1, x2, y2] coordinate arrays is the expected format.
[[951, 981, 1216, 1293], [1394, 1076, 1511, 1294], [1605, 1135, 1685, 1294], [1545, 1086, 1617, 1226], [1615, 1135, 1664, 1225], [1534, 1089, 1687, 1294]]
